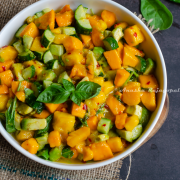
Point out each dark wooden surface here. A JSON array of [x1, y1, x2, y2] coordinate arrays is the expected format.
[[113, 0, 180, 180]]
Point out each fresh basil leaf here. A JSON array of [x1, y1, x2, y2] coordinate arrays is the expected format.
[[70, 91, 82, 106], [62, 146, 74, 159], [37, 84, 71, 104], [141, 0, 173, 30], [75, 81, 101, 100], [79, 115, 88, 127], [62, 79, 75, 92]]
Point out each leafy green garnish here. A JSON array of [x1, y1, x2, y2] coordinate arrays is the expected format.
[[59, 57, 65, 67], [62, 147, 74, 158], [141, 0, 173, 30], [114, 95, 124, 104], [37, 145, 50, 160], [79, 115, 89, 127]]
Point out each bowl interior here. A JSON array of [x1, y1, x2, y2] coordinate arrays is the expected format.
[[0, 0, 167, 170]]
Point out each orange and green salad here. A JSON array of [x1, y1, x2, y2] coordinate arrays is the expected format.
[[0, 4, 159, 163]]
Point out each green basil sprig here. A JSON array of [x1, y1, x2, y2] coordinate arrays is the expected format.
[[141, 0, 173, 30], [37, 79, 101, 106]]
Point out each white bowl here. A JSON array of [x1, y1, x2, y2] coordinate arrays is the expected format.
[[0, 0, 167, 170]]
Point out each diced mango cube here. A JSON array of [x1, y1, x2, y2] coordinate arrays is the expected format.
[[0, 70, 14, 87], [53, 34, 68, 45], [124, 43, 145, 57], [21, 138, 39, 154], [125, 115, 139, 131], [87, 116, 98, 131], [70, 64, 87, 80], [107, 137, 124, 153], [114, 69, 130, 87], [30, 37, 48, 52], [102, 81, 115, 95], [83, 146, 94, 161], [71, 102, 86, 118], [101, 10, 116, 28], [115, 113, 127, 129], [0, 94, 9, 112], [0, 46, 18, 61], [45, 103, 60, 113], [48, 130, 61, 148]]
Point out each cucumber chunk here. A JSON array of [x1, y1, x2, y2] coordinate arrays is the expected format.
[[76, 19, 92, 35], [37, 146, 49, 160], [97, 118, 113, 134], [23, 35, 34, 50], [12, 63, 24, 81], [46, 59, 59, 70], [43, 80, 52, 88], [43, 50, 54, 63], [22, 65, 35, 80], [35, 11, 44, 18], [41, 29, 55, 48], [75, 5, 86, 20], [38, 70, 56, 81], [139, 106, 151, 127], [42, 8, 51, 14], [108, 130, 118, 138], [49, 147, 62, 161], [31, 82, 43, 97], [84, 7, 88, 14], [132, 124, 143, 140], [125, 105, 142, 119], [49, 44, 64, 56], [62, 27, 76, 35], [104, 30, 111, 38], [111, 27, 124, 42], [58, 71, 71, 84], [116, 129, 133, 142], [135, 56, 147, 73], [33, 51, 44, 61], [21, 118, 47, 131], [15, 24, 27, 38], [13, 41, 24, 54], [144, 58, 155, 75], [93, 47, 105, 60], [103, 37, 119, 50], [18, 50, 36, 62], [36, 132, 48, 151]]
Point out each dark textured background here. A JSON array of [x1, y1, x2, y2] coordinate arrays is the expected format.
[[116, 0, 180, 180]]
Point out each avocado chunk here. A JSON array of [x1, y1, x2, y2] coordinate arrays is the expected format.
[[49, 147, 62, 161], [58, 71, 72, 84], [21, 118, 47, 131], [139, 106, 151, 127], [97, 118, 113, 134], [125, 105, 142, 119], [132, 124, 143, 140], [37, 146, 49, 160], [111, 27, 124, 42], [93, 47, 105, 60], [17, 103, 33, 115], [108, 130, 118, 138], [43, 80, 52, 89], [95, 134, 109, 142], [36, 132, 48, 151], [116, 129, 133, 142], [12, 63, 24, 81]]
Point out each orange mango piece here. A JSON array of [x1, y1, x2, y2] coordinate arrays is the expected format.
[[60, 4, 72, 13], [20, 22, 39, 38], [125, 115, 139, 131], [30, 37, 48, 52], [91, 28, 104, 47], [45, 103, 60, 113], [70, 64, 87, 80], [124, 25, 145, 46], [63, 36, 83, 52], [106, 94, 125, 115], [15, 91, 25, 102], [75, 141, 86, 154], [83, 146, 94, 161], [141, 91, 156, 111], [139, 75, 159, 90], [0, 70, 14, 87], [116, 42, 124, 63], [71, 102, 86, 118], [53, 34, 68, 45], [34, 10, 55, 30], [67, 127, 90, 147], [102, 81, 115, 95], [91, 91, 106, 105], [0, 95, 9, 112], [56, 102, 68, 111], [87, 116, 98, 131], [0, 46, 18, 61], [101, 10, 116, 28], [104, 50, 121, 70], [114, 22, 128, 30], [9, 88, 15, 98], [11, 81, 31, 94], [48, 130, 61, 148], [90, 141, 113, 161], [122, 82, 141, 106], [107, 137, 124, 153], [89, 16, 107, 31], [0, 85, 9, 95], [114, 69, 130, 87], [0, 60, 14, 73], [93, 77, 104, 86], [115, 113, 127, 129], [80, 34, 91, 47], [16, 130, 34, 141], [124, 43, 145, 57], [21, 138, 39, 154], [71, 147, 78, 159], [123, 47, 139, 67], [33, 110, 51, 119]]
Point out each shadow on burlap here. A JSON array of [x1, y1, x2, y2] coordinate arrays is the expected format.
[[0, 0, 123, 179]]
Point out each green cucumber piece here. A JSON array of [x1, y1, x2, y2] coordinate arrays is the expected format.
[[97, 118, 113, 134], [116, 129, 133, 143], [126, 105, 142, 119], [37, 146, 49, 160], [49, 147, 62, 161], [15, 24, 27, 38], [108, 130, 118, 138], [13, 41, 24, 54], [103, 37, 119, 50], [111, 27, 124, 42], [144, 58, 155, 75], [31, 82, 43, 97], [36, 132, 48, 151], [58, 71, 71, 84], [95, 134, 109, 142], [12, 63, 24, 81], [42, 8, 51, 14], [49, 44, 64, 56], [21, 118, 47, 131], [132, 124, 143, 140], [43, 50, 54, 63], [23, 35, 34, 50], [139, 106, 150, 127], [62, 27, 76, 35], [18, 50, 36, 62], [24, 88, 34, 98], [104, 30, 111, 38], [84, 7, 88, 14], [35, 11, 44, 18], [33, 51, 44, 61], [22, 65, 35, 80], [93, 47, 105, 60], [75, 5, 86, 20], [41, 29, 55, 48], [76, 19, 92, 35], [46, 59, 59, 70], [43, 80, 52, 88], [135, 56, 147, 73], [38, 70, 56, 81]]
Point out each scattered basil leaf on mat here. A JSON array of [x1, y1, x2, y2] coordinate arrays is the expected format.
[[141, 0, 173, 30], [169, 0, 180, 3], [62, 147, 74, 158], [62, 79, 75, 92]]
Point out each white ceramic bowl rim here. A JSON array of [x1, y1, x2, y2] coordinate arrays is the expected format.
[[0, 0, 167, 170]]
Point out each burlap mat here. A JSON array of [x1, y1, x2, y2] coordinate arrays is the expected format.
[[0, 0, 123, 179]]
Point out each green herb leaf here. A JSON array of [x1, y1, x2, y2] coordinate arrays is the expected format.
[[141, 0, 173, 30], [96, 104, 105, 115], [37, 145, 50, 160], [70, 91, 82, 106], [62, 147, 74, 158], [37, 84, 71, 104], [59, 57, 65, 67], [169, 0, 180, 3], [79, 115, 89, 127], [62, 79, 75, 92]]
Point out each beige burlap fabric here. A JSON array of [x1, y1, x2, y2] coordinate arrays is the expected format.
[[0, 0, 123, 179]]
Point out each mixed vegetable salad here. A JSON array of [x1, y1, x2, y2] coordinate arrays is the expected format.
[[0, 4, 159, 163]]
